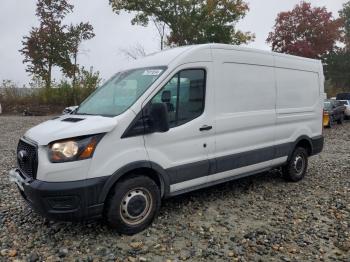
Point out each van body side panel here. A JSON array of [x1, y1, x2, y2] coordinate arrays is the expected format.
[[169, 49, 324, 194], [274, 55, 323, 147], [212, 49, 278, 173], [168, 49, 284, 193]]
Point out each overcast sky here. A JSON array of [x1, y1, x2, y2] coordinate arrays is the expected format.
[[0, 0, 347, 86]]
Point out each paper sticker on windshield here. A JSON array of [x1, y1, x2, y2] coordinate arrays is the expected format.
[[143, 69, 162, 76]]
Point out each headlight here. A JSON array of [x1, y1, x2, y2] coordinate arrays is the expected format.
[[52, 141, 79, 158], [49, 134, 104, 163]]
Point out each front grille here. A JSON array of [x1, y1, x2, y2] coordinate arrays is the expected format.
[[17, 139, 38, 179]]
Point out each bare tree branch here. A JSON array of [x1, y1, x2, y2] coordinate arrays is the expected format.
[[119, 43, 147, 60], [152, 17, 167, 50]]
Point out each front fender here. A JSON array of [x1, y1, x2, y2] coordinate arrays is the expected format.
[[98, 161, 170, 203]]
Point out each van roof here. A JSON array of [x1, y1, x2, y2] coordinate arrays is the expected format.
[[206, 43, 321, 63], [122, 43, 321, 70]]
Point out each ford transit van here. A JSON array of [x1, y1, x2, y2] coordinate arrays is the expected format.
[[9, 44, 324, 234]]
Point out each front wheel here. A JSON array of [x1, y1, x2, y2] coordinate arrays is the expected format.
[[283, 147, 308, 182], [104, 175, 161, 235]]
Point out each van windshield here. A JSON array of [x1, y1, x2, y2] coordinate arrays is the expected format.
[[76, 67, 166, 117]]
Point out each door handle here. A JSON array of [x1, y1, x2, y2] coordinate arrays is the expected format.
[[199, 125, 213, 131]]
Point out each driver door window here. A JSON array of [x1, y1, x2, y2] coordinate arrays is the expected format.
[[151, 69, 206, 128]]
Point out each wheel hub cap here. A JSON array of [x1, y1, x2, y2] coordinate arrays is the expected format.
[[127, 195, 147, 217], [120, 188, 152, 225], [294, 155, 304, 174]]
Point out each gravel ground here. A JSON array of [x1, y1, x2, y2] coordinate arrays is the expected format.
[[0, 116, 349, 262]]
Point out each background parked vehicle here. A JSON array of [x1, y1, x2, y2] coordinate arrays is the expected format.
[[338, 100, 350, 119], [323, 100, 346, 128], [336, 93, 350, 101]]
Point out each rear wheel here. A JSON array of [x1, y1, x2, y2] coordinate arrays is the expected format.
[[283, 147, 308, 182], [104, 175, 161, 235]]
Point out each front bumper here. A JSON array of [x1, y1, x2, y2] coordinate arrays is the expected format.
[[9, 169, 109, 221]]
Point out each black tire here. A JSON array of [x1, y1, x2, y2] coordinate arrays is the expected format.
[[283, 147, 308, 182], [104, 175, 161, 235], [337, 114, 344, 125]]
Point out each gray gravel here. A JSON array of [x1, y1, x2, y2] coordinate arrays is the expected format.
[[0, 115, 349, 262]]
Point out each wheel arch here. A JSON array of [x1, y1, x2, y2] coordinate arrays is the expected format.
[[288, 136, 313, 161], [98, 161, 170, 203]]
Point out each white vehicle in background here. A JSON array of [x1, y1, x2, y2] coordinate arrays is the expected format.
[[338, 100, 350, 119], [9, 44, 324, 234]]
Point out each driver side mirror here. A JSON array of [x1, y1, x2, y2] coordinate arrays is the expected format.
[[62, 106, 78, 115], [149, 103, 169, 133]]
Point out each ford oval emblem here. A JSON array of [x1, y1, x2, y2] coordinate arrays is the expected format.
[[18, 150, 28, 162]]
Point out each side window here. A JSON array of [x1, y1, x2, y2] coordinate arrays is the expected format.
[[152, 75, 178, 126], [150, 69, 206, 128]]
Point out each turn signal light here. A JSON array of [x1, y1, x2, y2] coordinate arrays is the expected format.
[[79, 139, 98, 159]]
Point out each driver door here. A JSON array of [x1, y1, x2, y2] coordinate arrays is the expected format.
[[143, 64, 215, 194]]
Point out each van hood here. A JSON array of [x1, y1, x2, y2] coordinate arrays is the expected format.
[[24, 115, 118, 145]]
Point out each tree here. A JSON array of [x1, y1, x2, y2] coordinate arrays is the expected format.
[[67, 22, 95, 106], [152, 18, 167, 50], [66, 23, 95, 86], [77, 66, 101, 90], [20, 0, 95, 89], [324, 50, 350, 90], [109, 0, 254, 46], [340, 1, 350, 49], [72, 66, 102, 104], [324, 1, 350, 91], [267, 2, 342, 59], [119, 43, 147, 60], [20, 0, 73, 88]]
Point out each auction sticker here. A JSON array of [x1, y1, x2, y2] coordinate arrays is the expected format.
[[143, 69, 163, 76]]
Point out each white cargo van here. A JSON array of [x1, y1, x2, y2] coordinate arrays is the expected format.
[[9, 44, 324, 234]]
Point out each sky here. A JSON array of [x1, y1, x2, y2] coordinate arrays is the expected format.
[[0, 0, 347, 86]]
